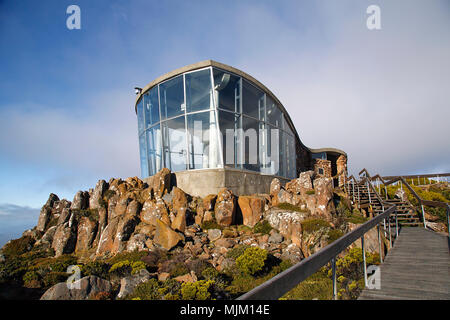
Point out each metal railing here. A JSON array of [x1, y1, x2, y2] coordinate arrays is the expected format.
[[237, 205, 397, 300]]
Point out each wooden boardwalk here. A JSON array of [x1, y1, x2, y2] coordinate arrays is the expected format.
[[359, 228, 450, 300]]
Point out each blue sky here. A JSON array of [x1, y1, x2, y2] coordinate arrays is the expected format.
[[0, 0, 449, 246]]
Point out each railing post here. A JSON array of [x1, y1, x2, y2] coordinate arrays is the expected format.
[[357, 184, 360, 209], [388, 216, 392, 248], [421, 204, 427, 229], [395, 210, 399, 238], [367, 181, 372, 204], [352, 181, 355, 203], [332, 257, 337, 300], [377, 224, 383, 263], [361, 236, 368, 287], [384, 184, 388, 200], [446, 206, 450, 242]]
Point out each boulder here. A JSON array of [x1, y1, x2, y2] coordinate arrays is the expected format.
[[207, 229, 222, 242], [40, 276, 112, 300], [117, 269, 153, 299], [214, 188, 236, 226], [268, 230, 283, 244], [96, 217, 119, 255], [153, 219, 184, 250], [174, 271, 197, 283], [270, 178, 281, 196], [126, 233, 150, 252], [140, 199, 170, 226], [150, 168, 172, 197], [266, 209, 308, 246], [238, 196, 264, 227]]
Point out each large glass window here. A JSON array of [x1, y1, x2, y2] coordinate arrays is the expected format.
[[147, 124, 162, 176], [218, 111, 241, 168], [187, 111, 220, 169], [242, 116, 259, 171], [162, 116, 187, 172], [266, 96, 282, 128], [159, 75, 185, 120], [242, 79, 265, 120], [144, 87, 160, 127], [185, 69, 213, 113], [213, 69, 241, 113], [286, 133, 296, 179], [139, 132, 148, 177], [137, 98, 144, 135]]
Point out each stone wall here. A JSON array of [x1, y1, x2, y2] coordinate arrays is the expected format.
[[313, 159, 332, 178]]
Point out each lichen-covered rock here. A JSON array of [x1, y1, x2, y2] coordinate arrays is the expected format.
[[153, 219, 184, 250], [266, 209, 308, 246], [140, 198, 170, 226], [312, 177, 334, 220], [238, 196, 264, 227], [149, 168, 172, 197], [40, 276, 112, 300], [126, 233, 150, 251], [89, 180, 108, 210], [36, 206, 52, 232], [207, 228, 222, 241], [52, 221, 77, 257], [214, 188, 236, 227], [71, 191, 89, 210], [75, 217, 98, 253], [117, 269, 153, 299], [171, 187, 188, 232]]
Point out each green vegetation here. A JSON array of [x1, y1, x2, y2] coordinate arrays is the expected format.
[[236, 247, 268, 275], [201, 220, 223, 230], [109, 260, 146, 277], [306, 190, 316, 195], [72, 208, 100, 222], [181, 280, 214, 300], [252, 220, 272, 235], [301, 218, 330, 233], [282, 247, 380, 300], [277, 202, 308, 213], [327, 229, 344, 244]]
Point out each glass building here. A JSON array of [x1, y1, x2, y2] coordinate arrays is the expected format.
[[134, 61, 345, 195]]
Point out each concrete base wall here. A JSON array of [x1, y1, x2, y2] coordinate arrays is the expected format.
[[168, 168, 290, 198]]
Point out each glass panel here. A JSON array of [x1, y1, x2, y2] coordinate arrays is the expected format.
[[159, 75, 185, 120], [139, 132, 148, 177], [266, 96, 282, 127], [242, 116, 259, 172], [261, 124, 280, 175], [185, 69, 213, 113], [144, 87, 160, 127], [286, 134, 296, 179], [218, 110, 241, 168], [187, 111, 220, 169], [161, 116, 187, 172], [278, 130, 286, 177], [147, 124, 162, 176], [213, 68, 241, 113], [137, 98, 144, 135], [242, 79, 265, 120]]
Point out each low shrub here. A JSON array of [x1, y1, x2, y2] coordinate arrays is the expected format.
[[2, 236, 35, 258], [226, 244, 250, 260], [277, 202, 308, 213], [180, 280, 214, 300], [235, 247, 268, 275], [252, 220, 272, 235], [301, 218, 330, 233]]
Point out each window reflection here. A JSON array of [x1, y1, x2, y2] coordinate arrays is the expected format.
[[159, 75, 184, 120], [185, 69, 213, 113], [162, 116, 187, 172], [266, 96, 282, 127], [242, 79, 265, 120], [187, 111, 220, 169], [147, 124, 162, 176], [213, 69, 241, 113], [144, 87, 160, 127], [139, 132, 148, 177], [137, 98, 144, 135]]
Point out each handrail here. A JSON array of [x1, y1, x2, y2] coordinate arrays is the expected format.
[[381, 173, 450, 181], [237, 206, 397, 300]]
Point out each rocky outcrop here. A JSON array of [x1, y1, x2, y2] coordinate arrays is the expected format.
[[117, 269, 153, 299], [40, 276, 112, 300]]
